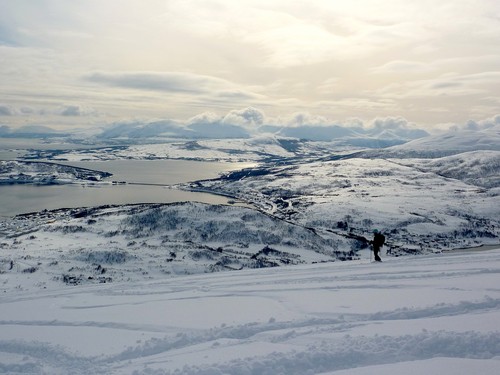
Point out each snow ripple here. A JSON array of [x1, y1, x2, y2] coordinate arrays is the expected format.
[[1, 250, 499, 374], [129, 331, 500, 375]]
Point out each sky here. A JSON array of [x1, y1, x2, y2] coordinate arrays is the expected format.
[[0, 0, 499, 132]]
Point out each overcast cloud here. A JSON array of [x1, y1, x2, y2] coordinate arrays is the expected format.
[[0, 0, 499, 131]]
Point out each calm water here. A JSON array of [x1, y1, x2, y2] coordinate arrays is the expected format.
[[56, 159, 245, 185], [0, 159, 252, 217]]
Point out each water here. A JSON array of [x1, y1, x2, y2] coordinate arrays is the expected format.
[[55, 159, 244, 185], [0, 159, 252, 217]]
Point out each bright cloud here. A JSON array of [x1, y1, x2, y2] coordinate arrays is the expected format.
[[222, 107, 266, 127], [0, 0, 499, 130], [85, 71, 246, 95], [0, 105, 17, 116]]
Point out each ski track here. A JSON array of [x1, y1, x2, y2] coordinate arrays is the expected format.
[[1, 251, 500, 374]]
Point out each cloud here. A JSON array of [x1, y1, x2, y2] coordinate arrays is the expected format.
[[458, 115, 500, 132], [279, 112, 329, 127], [0, 103, 96, 118], [60, 105, 95, 117], [215, 90, 261, 100], [0, 104, 16, 116], [245, 22, 347, 67], [277, 125, 356, 141], [479, 114, 500, 129], [1, 2, 499, 127], [369, 116, 429, 139], [0, 105, 40, 116], [187, 122, 250, 139], [99, 108, 266, 140], [187, 112, 222, 126], [86, 71, 241, 95], [371, 60, 434, 74], [98, 119, 192, 139], [435, 71, 499, 93], [374, 71, 500, 101], [184, 108, 262, 138], [370, 116, 414, 130], [6, 102, 467, 144], [267, 114, 430, 142], [222, 107, 265, 127]]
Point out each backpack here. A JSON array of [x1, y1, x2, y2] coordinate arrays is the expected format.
[[375, 233, 385, 246]]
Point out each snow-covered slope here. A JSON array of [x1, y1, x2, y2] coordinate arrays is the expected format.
[[382, 126, 500, 157], [398, 151, 500, 188], [0, 160, 112, 184], [1, 248, 499, 374], [30, 137, 343, 163], [0, 202, 356, 293], [188, 157, 500, 251]]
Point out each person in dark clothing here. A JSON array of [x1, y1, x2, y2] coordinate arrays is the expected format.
[[371, 229, 385, 262]]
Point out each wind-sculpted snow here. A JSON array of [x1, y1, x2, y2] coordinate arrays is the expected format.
[[0, 249, 499, 374]]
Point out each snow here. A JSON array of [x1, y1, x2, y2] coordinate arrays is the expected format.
[[320, 358, 500, 375], [1, 128, 499, 374], [0, 202, 348, 293], [397, 151, 500, 188], [1, 248, 499, 374], [0, 160, 111, 184], [31, 137, 348, 163], [393, 128, 500, 153], [189, 156, 500, 251]]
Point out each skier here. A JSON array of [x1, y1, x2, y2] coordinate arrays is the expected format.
[[371, 229, 385, 262]]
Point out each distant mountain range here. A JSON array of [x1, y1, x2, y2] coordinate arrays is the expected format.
[[0, 125, 70, 138], [1, 120, 430, 149]]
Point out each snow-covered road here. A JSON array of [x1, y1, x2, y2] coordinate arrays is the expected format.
[[1, 249, 500, 374]]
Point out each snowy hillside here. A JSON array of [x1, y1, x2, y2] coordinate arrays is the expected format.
[[398, 127, 500, 152], [25, 137, 345, 163], [4, 136, 499, 255], [397, 151, 500, 188], [187, 156, 500, 252], [0, 160, 111, 184], [0, 202, 358, 293], [1, 248, 499, 374], [375, 125, 500, 158]]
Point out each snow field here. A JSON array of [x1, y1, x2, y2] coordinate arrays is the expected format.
[[0, 202, 347, 294], [1, 248, 499, 374], [194, 155, 500, 251]]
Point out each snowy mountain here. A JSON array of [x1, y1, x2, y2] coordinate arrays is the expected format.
[[28, 137, 338, 162], [92, 119, 427, 146], [18, 124, 499, 164], [0, 125, 70, 138], [397, 151, 500, 188], [371, 125, 500, 158]]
